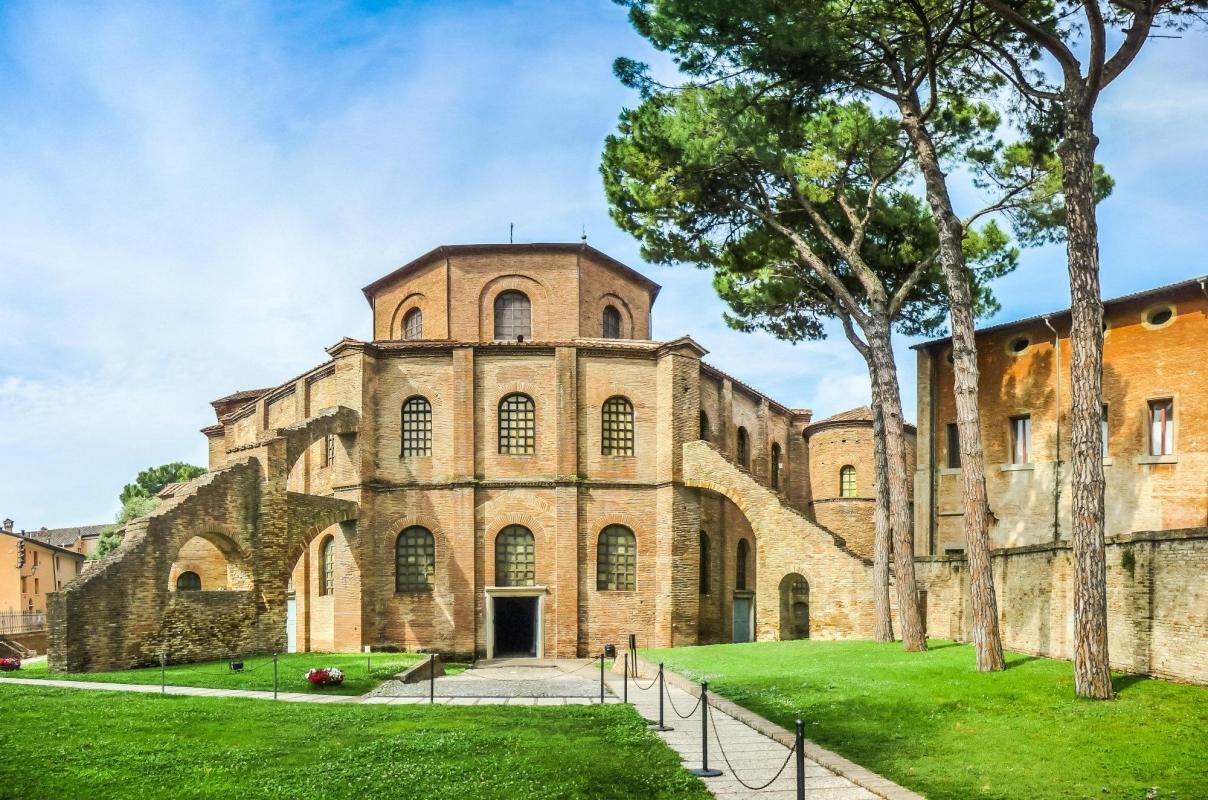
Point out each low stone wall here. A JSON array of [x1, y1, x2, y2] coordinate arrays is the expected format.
[[916, 528, 1208, 684]]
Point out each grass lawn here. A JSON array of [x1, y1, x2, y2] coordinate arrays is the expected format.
[[9, 652, 431, 696], [0, 684, 709, 800], [648, 639, 1208, 800]]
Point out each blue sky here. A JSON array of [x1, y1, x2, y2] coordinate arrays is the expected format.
[[2, 1, 1206, 528]]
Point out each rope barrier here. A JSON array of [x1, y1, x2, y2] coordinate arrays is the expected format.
[[707, 702, 797, 791], [629, 670, 659, 691], [663, 681, 703, 719]]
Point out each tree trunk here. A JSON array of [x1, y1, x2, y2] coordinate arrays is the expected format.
[[900, 100, 1004, 671], [870, 374, 895, 642], [865, 321, 926, 651], [1059, 107, 1113, 700]]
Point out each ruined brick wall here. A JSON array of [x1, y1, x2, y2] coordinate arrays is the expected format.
[[916, 528, 1208, 684]]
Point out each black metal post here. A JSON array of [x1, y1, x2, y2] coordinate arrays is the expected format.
[[795, 719, 806, 800], [367, 652, 371, 676], [623, 653, 628, 704], [689, 681, 723, 778], [273, 653, 278, 700], [599, 653, 605, 704], [429, 653, 435, 704], [160, 653, 165, 695], [649, 662, 672, 732], [628, 632, 636, 662]]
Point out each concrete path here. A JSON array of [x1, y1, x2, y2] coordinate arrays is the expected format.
[[608, 665, 920, 800], [365, 657, 621, 704]]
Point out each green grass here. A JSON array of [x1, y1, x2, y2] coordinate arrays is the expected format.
[[11, 652, 427, 695], [0, 684, 709, 800], [648, 639, 1208, 800]]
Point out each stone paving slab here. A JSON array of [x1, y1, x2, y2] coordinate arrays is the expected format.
[[612, 663, 914, 800]]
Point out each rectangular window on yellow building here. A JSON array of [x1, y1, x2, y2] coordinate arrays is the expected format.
[[1010, 415, 1031, 464]]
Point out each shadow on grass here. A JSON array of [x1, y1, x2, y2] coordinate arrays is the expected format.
[[1112, 673, 1150, 695]]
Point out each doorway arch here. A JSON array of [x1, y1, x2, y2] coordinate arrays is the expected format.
[[779, 573, 810, 640]]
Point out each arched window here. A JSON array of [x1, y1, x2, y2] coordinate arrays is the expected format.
[[395, 527, 435, 592], [494, 291, 532, 341], [840, 465, 857, 498], [597, 525, 637, 591], [319, 536, 335, 596], [495, 525, 535, 587], [770, 442, 782, 489], [699, 532, 710, 595], [601, 396, 635, 456], [498, 394, 536, 454], [736, 427, 750, 468], [176, 571, 201, 591], [403, 308, 423, 340], [699, 410, 710, 441], [736, 539, 750, 591], [401, 396, 432, 456], [602, 305, 622, 339]]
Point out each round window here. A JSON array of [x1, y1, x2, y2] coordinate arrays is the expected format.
[[1007, 335, 1030, 355], [1144, 305, 1175, 328]]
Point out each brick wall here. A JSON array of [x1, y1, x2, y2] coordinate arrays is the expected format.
[[916, 528, 1208, 684]]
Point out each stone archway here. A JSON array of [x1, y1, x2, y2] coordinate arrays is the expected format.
[[681, 439, 878, 642], [779, 573, 810, 640]]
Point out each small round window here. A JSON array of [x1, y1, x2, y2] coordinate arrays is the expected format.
[[1006, 335, 1031, 356], [1143, 305, 1175, 329]]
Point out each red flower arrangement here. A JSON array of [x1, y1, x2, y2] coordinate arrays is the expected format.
[[306, 667, 345, 687], [0, 657, 20, 671]]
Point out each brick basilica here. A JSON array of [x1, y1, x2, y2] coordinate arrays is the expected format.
[[49, 243, 887, 670]]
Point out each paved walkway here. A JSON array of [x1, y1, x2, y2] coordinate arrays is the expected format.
[[364, 657, 620, 704], [0, 675, 359, 704], [607, 667, 883, 800]]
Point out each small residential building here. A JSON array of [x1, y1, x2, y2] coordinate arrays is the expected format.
[[1, 519, 88, 615]]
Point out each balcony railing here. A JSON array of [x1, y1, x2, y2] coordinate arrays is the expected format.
[[0, 611, 46, 634]]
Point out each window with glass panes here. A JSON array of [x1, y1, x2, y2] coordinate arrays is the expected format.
[[323, 434, 335, 467], [320, 537, 335, 595], [401, 396, 432, 456], [495, 526, 535, 586], [1010, 415, 1031, 464], [602, 305, 622, 338], [395, 527, 435, 592], [1149, 398, 1174, 455], [839, 465, 856, 497], [736, 539, 750, 590], [493, 291, 532, 340], [498, 394, 535, 454], [601, 396, 634, 456], [403, 308, 423, 340], [597, 525, 637, 591]]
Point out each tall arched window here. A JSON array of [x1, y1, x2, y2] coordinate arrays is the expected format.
[[736, 427, 750, 468], [401, 396, 432, 456], [319, 536, 335, 596], [597, 525, 637, 591], [602, 305, 622, 339], [402, 308, 423, 340], [494, 291, 532, 340], [699, 532, 711, 595], [601, 396, 635, 456], [495, 525, 535, 587], [498, 394, 536, 454], [770, 442, 782, 489], [840, 465, 857, 498], [736, 539, 750, 591], [395, 526, 435, 592], [699, 410, 710, 441], [176, 571, 201, 591]]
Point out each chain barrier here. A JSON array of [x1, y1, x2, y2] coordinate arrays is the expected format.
[[171, 660, 275, 676], [628, 669, 659, 691], [706, 702, 797, 792], [555, 658, 602, 676], [663, 680, 703, 719]]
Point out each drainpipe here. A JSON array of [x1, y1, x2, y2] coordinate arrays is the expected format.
[[1043, 316, 1061, 541], [927, 347, 938, 556]]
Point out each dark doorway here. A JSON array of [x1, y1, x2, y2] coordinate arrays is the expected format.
[[493, 596, 538, 657]]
